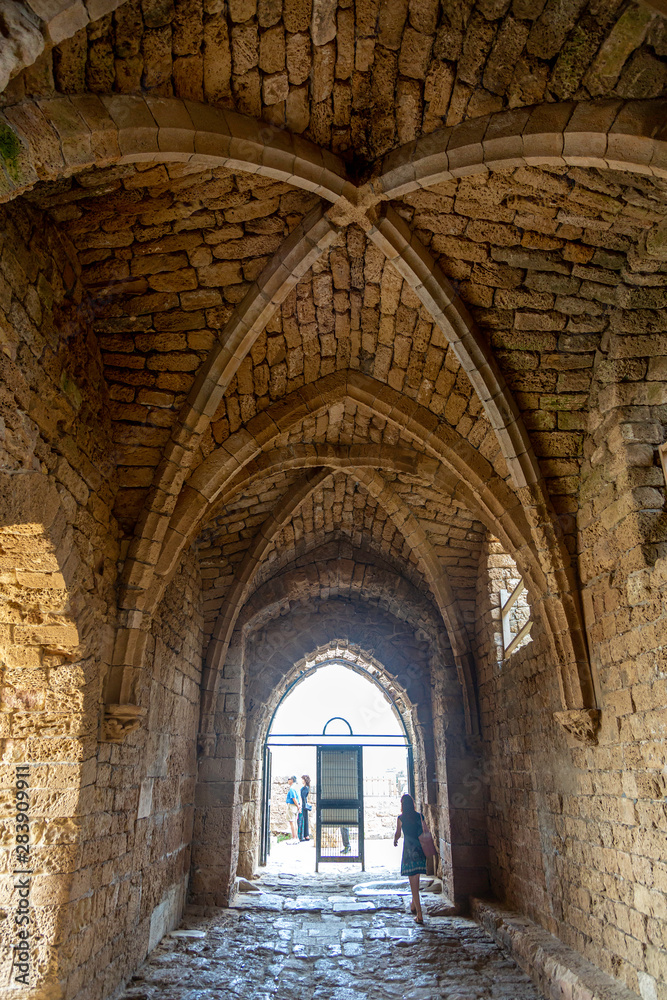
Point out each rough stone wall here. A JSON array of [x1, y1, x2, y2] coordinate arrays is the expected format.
[[431, 638, 489, 907], [0, 197, 119, 998], [191, 631, 245, 908], [475, 538, 554, 918], [0, 194, 204, 998], [475, 516, 667, 999], [67, 546, 203, 1000], [572, 298, 667, 1000]]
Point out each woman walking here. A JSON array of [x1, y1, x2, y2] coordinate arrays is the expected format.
[[394, 793, 427, 924]]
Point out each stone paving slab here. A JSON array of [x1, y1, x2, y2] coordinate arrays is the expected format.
[[233, 892, 284, 911], [283, 896, 327, 911], [118, 859, 546, 1000], [332, 900, 376, 913]]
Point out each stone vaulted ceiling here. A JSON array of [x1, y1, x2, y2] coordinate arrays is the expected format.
[[3, 0, 667, 155], [5, 10, 667, 1000], [1, 0, 666, 712]]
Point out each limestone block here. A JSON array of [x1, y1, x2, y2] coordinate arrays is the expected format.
[[138, 778, 154, 818], [0, 0, 45, 94], [46, 0, 88, 45]]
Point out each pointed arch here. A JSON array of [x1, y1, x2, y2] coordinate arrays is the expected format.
[[112, 371, 594, 719], [192, 613, 451, 902], [201, 462, 480, 735], [374, 99, 667, 200], [209, 444, 536, 571], [196, 441, 552, 679], [249, 641, 430, 786], [261, 646, 416, 763], [240, 561, 445, 650], [135, 373, 528, 616], [223, 600, 487, 904]]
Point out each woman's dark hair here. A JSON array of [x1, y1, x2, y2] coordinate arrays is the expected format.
[[400, 794, 420, 835], [301, 774, 310, 785], [401, 794, 417, 816]]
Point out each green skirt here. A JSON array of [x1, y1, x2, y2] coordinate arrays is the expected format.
[[401, 835, 427, 876]]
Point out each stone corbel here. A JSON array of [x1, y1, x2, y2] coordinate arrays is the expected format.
[[102, 703, 147, 743], [553, 709, 601, 746], [101, 627, 150, 742], [197, 733, 216, 758]]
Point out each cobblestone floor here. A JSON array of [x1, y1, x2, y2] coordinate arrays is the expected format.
[[119, 842, 544, 1000]]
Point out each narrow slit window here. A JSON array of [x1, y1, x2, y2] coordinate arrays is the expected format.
[[500, 578, 533, 658]]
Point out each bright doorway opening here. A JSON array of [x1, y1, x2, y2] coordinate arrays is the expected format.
[[261, 659, 412, 875]]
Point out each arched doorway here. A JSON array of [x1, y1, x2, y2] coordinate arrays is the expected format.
[[260, 655, 416, 871], [192, 593, 490, 911]]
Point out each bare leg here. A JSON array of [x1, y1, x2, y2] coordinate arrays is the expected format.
[[409, 874, 423, 922], [289, 819, 297, 840]]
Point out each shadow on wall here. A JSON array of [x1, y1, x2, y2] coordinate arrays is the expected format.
[[0, 471, 93, 998]]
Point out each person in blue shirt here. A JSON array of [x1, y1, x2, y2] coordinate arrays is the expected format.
[[285, 776, 301, 842]]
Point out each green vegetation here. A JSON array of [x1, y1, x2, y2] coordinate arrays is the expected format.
[[0, 122, 21, 181]]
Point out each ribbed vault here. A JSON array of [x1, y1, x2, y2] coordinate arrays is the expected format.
[[5, 87, 666, 738], [2, 7, 667, 997]]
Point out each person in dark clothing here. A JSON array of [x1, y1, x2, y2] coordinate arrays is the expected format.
[[394, 793, 427, 924], [299, 774, 311, 841]]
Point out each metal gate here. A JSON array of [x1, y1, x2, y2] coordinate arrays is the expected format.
[[316, 739, 364, 872], [259, 745, 272, 866]]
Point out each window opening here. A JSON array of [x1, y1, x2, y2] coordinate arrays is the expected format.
[[500, 577, 533, 658], [487, 536, 534, 664]]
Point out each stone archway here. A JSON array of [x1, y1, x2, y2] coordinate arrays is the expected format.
[[18, 96, 664, 754], [131, 370, 594, 742], [191, 582, 489, 910], [253, 644, 422, 874]]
